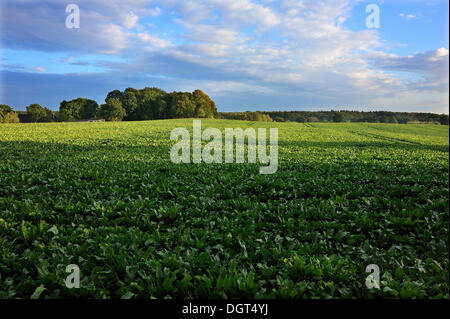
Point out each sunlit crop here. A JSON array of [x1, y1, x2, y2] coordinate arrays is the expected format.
[[0, 120, 448, 298]]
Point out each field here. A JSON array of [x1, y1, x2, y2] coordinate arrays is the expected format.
[[0, 119, 448, 298]]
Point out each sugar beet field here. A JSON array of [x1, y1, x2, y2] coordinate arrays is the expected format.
[[0, 120, 448, 298]]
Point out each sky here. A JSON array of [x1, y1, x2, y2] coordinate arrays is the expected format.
[[0, 0, 448, 113]]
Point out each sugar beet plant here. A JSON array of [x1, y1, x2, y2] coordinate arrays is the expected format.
[[0, 120, 448, 298]]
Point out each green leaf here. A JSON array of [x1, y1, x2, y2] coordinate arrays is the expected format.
[[31, 285, 46, 299]]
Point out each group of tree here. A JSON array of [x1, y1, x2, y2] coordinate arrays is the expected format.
[[0, 104, 19, 123], [94, 87, 218, 121], [2, 91, 449, 125], [26, 104, 55, 122], [1, 87, 218, 123], [100, 87, 218, 121], [217, 111, 273, 122], [57, 87, 218, 122], [261, 110, 449, 125], [59, 98, 98, 121]]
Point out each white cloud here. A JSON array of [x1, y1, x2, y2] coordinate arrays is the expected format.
[[399, 13, 418, 20], [0, 0, 156, 53], [0, 0, 448, 112], [366, 48, 449, 91], [148, 6, 162, 17], [137, 32, 171, 49], [122, 12, 139, 29], [33, 66, 46, 73]]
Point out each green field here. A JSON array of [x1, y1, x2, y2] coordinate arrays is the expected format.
[[0, 119, 448, 298]]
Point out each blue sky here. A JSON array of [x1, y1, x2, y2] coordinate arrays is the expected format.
[[0, 0, 448, 113]]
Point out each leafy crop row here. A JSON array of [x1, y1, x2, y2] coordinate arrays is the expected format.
[[0, 120, 448, 298]]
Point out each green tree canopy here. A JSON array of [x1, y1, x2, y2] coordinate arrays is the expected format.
[[0, 104, 14, 113], [103, 87, 218, 121], [0, 104, 20, 123], [98, 98, 126, 121], [106, 90, 123, 102], [59, 98, 99, 121], [26, 104, 48, 122], [333, 112, 345, 122], [192, 89, 217, 118]]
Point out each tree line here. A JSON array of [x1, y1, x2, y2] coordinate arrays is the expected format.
[[1, 88, 449, 124], [216, 111, 273, 122], [1, 87, 218, 123], [267, 110, 449, 124], [219, 110, 449, 125]]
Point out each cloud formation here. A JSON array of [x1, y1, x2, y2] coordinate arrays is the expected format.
[[0, 0, 448, 112]]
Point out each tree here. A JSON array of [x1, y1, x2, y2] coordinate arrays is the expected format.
[[42, 107, 55, 122], [333, 112, 345, 122], [135, 87, 168, 120], [106, 89, 123, 102], [98, 98, 126, 121], [59, 98, 99, 121], [0, 104, 13, 113], [101, 87, 221, 121], [387, 115, 398, 123], [166, 92, 196, 118], [0, 104, 20, 123], [5, 112, 20, 123], [192, 90, 217, 118], [122, 88, 139, 120], [27, 104, 47, 122], [273, 116, 284, 122], [79, 99, 99, 119], [439, 114, 449, 125]]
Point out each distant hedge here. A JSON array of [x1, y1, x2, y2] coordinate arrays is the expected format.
[[255, 110, 449, 124]]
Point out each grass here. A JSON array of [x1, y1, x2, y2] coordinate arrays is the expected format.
[[0, 119, 448, 298]]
